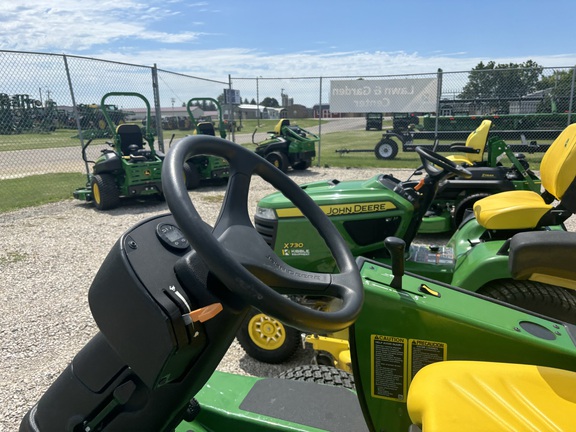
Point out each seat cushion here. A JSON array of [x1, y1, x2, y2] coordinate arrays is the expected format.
[[473, 190, 552, 229], [408, 361, 576, 432]]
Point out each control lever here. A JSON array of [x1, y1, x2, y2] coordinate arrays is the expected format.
[[385, 236, 405, 290]]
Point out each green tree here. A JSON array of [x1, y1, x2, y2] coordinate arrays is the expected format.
[[459, 60, 543, 113], [536, 69, 575, 113], [261, 97, 280, 108]]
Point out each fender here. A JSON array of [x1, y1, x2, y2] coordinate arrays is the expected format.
[[450, 241, 511, 291]]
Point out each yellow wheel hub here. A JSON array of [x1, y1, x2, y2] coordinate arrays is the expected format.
[[92, 182, 101, 204], [247, 313, 287, 350]]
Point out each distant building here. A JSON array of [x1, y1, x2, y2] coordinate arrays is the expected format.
[[237, 104, 286, 120]]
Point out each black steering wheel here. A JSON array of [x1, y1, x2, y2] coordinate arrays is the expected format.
[[162, 135, 363, 333], [415, 146, 473, 180]]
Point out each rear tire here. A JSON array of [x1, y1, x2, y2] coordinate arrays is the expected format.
[[292, 160, 311, 170], [183, 162, 201, 190], [374, 138, 398, 160], [278, 365, 355, 390], [91, 174, 120, 210], [265, 151, 289, 173], [236, 309, 301, 364], [478, 279, 576, 324], [453, 192, 491, 227]]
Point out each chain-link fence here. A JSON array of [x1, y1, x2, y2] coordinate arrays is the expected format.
[[1, 49, 575, 212]]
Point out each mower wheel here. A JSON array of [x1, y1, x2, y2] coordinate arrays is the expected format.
[[374, 138, 399, 160], [265, 151, 289, 173], [278, 365, 355, 390], [91, 174, 120, 210], [478, 279, 576, 324], [183, 162, 200, 190], [236, 309, 301, 364], [453, 192, 491, 227], [292, 160, 311, 170]]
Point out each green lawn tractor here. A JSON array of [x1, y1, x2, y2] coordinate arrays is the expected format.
[[239, 123, 576, 364], [252, 118, 318, 172], [20, 135, 576, 432], [181, 97, 230, 190], [412, 119, 542, 233], [73, 92, 163, 210]]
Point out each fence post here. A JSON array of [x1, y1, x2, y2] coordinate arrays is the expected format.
[[228, 74, 236, 142], [434, 68, 443, 139], [151, 64, 164, 152], [63, 55, 89, 178], [318, 77, 323, 167], [568, 66, 576, 126]]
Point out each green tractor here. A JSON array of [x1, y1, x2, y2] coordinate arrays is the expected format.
[[181, 97, 230, 190], [73, 92, 163, 210], [419, 119, 542, 233], [253, 118, 318, 172], [239, 123, 576, 364], [20, 135, 576, 432]]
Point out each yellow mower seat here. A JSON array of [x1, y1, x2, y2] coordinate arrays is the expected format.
[[274, 119, 290, 134], [407, 361, 576, 432], [474, 190, 553, 229], [447, 119, 492, 166], [474, 123, 576, 230]]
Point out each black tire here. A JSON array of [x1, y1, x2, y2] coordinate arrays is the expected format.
[[292, 159, 311, 170], [453, 192, 491, 228], [91, 174, 120, 210], [265, 151, 289, 173], [478, 279, 576, 324], [236, 309, 301, 364], [183, 161, 201, 190], [374, 138, 398, 160], [278, 365, 355, 390]]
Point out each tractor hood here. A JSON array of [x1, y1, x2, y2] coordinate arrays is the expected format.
[[256, 174, 411, 219]]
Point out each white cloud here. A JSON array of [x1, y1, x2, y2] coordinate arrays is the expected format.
[[0, 1, 201, 51]]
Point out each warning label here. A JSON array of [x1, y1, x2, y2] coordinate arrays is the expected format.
[[409, 339, 447, 381], [371, 335, 407, 401], [371, 335, 447, 401]]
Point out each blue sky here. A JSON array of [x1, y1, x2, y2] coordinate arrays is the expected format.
[[1, 0, 576, 78]]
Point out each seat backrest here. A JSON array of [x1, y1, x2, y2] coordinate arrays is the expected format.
[[196, 122, 216, 136], [116, 124, 144, 155], [540, 123, 576, 200], [463, 119, 492, 163], [274, 119, 290, 134]]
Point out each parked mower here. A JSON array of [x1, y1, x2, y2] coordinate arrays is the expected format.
[[73, 92, 163, 210], [252, 118, 318, 172], [420, 119, 541, 232], [20, 135, 576, 432], [181, 97, 230, 190], [240, 123, 576, 364]]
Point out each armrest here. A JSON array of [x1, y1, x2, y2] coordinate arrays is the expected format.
[[449, 144, 479, 153], [509, 231, 576, 289]]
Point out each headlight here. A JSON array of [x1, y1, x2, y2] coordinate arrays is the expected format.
[[255, 206, 277, 220]]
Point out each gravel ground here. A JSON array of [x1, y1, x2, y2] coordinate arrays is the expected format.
[[1, 165, 573, 431], [0, 166, 390, 431]]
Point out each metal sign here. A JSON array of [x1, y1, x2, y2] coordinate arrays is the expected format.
[[224, 89, 241, 105], [329, 78, 437, 113]]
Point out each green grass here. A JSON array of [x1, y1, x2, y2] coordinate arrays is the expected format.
[[1, 119, 546, 213], [0, 172, 86, 213], [313, 131, 544, 170], [0, 129, 86, 152]]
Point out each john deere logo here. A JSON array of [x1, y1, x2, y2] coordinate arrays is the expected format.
[[144, 170, 151, 176], [276, 201, 396, 218]]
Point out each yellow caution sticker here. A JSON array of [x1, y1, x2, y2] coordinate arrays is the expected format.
[[371, 335, 447, 402]]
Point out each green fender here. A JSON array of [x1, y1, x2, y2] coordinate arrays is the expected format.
[[451, 240, 511, 292]]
